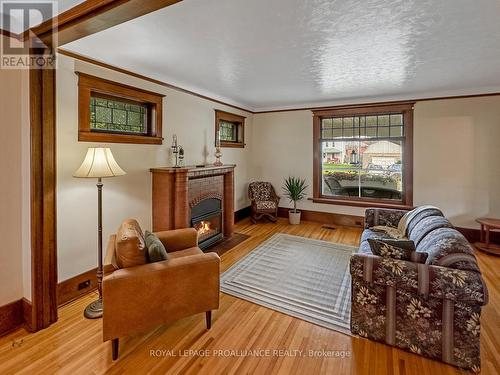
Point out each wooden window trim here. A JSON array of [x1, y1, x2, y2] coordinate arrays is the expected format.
[[312, 102, 414, 209], [77, 72, 165, 144], [214, 109, 245, 148]]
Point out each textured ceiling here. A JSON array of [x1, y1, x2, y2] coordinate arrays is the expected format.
[[62, 0, 500, 111]]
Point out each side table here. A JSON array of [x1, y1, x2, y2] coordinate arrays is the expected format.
[[475, 217, 500, 256]]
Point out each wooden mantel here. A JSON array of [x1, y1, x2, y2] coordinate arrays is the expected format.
[[150, 165, 235, 238]]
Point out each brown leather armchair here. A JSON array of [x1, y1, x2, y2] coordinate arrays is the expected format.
[[248, 182, 280, 223], [102, 222, 220, 360]]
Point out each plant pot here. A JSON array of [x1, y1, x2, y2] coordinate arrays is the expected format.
[[289, 210, 301, 225]]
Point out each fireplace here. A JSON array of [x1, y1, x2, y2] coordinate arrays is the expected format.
[[190, 197, 223, 249], [151, 164, 235, 248]]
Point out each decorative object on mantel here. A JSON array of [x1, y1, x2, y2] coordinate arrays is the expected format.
[[73, 147, 126, 319], [282, 176, 308, 225], [171, 134, 183, 168], [475, 217, 500, 256], [178, 146, 184, 167], [214, 129, 223, 166]]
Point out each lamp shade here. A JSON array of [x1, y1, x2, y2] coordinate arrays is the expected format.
[[73, 147, 126, 178]]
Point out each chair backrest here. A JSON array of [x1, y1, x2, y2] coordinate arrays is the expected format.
[[248, 181, 275, 201]]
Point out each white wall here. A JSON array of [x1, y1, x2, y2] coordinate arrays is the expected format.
[[0, 36, 31, 305], [56, 53, 254, 282], [252, 96, 500, 228], [413, 97, 500, 227]]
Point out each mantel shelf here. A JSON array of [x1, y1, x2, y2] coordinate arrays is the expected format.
[[150, 164, 236, 174]]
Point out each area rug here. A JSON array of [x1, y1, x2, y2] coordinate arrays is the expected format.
[[220, 233, 357, 334]]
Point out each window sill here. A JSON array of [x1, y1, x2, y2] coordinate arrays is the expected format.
[[78, 131, 163, 145], [220, 141, 245, 148], [309, 197, 413, 210]]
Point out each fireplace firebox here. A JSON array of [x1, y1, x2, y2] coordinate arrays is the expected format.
[[191, 198, 223, 249]]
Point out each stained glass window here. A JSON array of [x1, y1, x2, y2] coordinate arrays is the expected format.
[[90, 95, 148, 134], [219, 120, 238, 142]]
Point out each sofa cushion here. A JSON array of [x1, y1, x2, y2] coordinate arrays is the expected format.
[[409, 216, 454, 246], [416, 227, 480, 272], [168, 246, 203, 259], [115, 219, 147, 269], [145, 231, 168, 263], [406, 208, 444, 237], [256, 200, 277, 210], [367, 238, 428, 263]]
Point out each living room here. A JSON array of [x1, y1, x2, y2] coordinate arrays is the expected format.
[[1, 0, 499, 374]]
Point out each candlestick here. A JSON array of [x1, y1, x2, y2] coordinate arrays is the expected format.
[[171, 134, 180, 168]]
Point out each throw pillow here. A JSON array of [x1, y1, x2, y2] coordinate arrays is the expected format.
[[367, 238, 428, 263], [144, 230, 168, 263]]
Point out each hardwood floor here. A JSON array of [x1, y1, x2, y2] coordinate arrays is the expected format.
[[0, 218, 498, 374]]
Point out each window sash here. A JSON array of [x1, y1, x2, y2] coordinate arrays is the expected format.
[[219, 120, 239, 142], [89, 95, 150, 135], [320, 139, 404, 201], [320, 113, 404, 140]]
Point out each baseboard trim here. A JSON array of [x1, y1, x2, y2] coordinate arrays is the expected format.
[[22, 298, 33, 332], [277, 207, 364, 227], [234, 206, 251, 223], [456, 227, 500, 244], [0, 299, 24, 336], [57, 268, 98, 307]]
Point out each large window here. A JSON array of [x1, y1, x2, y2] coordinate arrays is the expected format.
[[78, 73, 164, 144], [312, 103, 414, 208]]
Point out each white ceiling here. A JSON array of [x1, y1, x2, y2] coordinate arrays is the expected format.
[[2, 0, 85, 34], [62, 0, 500, 111]]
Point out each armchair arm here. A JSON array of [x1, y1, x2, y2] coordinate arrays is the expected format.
[[350, 253, 488, 305], [102, 252, 220, 341], [155, 228, 198, 252], [271, 190, 281, 203], [364, 208, 409, 229]]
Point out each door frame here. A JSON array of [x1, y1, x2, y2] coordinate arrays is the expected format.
[[27, 0, 182, 331]]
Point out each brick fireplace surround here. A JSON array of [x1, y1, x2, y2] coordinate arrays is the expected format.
[[150, 165, 235, 240]]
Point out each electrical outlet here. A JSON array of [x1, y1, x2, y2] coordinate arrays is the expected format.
[[78, 280, 91, 290]]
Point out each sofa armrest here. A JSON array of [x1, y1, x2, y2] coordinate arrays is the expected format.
[[350, 253, 488, 305], [102, 252, 220, 341], [155, 228, 198, 252], [364, 208, 409, 229]]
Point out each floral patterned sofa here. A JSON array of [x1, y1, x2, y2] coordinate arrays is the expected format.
[[350, 207, 488, 372]]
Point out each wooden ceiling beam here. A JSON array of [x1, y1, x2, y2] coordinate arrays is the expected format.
[[24, 0, 182, 46]]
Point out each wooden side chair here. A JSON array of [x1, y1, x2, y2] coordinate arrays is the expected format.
[[248, 182, 280, 223]]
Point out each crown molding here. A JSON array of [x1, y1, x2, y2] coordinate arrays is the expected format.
[[59, 50, 500, 115], [57, 48, 255, 114]]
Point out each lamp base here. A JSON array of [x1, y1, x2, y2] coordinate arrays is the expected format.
[[84, 298, 103, 319]]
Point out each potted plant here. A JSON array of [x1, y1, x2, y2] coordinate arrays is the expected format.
[[282, 177, 308, 225]]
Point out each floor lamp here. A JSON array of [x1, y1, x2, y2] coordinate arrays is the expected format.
[[73, 147, 126, 319]]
